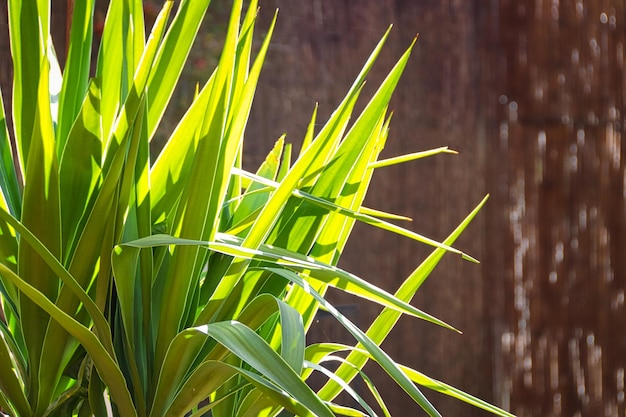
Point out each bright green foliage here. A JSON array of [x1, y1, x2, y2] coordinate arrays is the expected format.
[[0, 1, 514, 417]]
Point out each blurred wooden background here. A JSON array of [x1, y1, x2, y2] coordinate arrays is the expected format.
[[1, 1, 625, 416], [249, 1, 626, 416]]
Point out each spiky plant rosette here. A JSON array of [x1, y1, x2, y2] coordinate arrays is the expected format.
[[0, 1, 513, 416]]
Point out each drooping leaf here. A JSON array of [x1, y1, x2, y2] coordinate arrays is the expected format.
[[264, 267, 442, 417], [0, 263, 136, 417]]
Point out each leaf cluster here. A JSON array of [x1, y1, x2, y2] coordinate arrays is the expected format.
[[0, 1, 514, 416]]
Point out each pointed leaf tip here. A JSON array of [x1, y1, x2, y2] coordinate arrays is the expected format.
[[462, 253, 480, 264]]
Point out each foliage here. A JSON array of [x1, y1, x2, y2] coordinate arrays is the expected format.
[[0, 1, 514, 416]]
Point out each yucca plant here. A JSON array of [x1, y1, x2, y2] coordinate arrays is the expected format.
[[0, 0, 513, 416]]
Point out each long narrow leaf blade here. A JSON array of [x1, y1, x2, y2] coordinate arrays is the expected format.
[[146, 0, 213, 139], [265, 267, 442, 417], [318, 196, 489, 402], [0, 332, 31, 417], [56, 0, 96, 149], [0, 264, 136, 417], [18, 57, 61, 412], [0, 86, 20, 218], [368, 146, 457, 169], [7, 0, 46, 168], [195, 321, 334, 417], [117, 234, 456, 330]]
